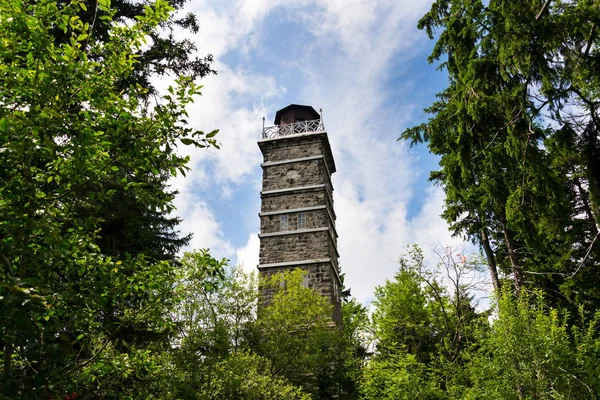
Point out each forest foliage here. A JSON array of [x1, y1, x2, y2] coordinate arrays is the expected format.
[[401, 0, 600, 308], [1, 0, 600, 399]]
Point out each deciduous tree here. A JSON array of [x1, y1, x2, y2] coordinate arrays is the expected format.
[[0, 0, 215, 396]]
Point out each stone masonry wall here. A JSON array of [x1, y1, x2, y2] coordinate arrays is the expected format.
[[261, 190, 330, 213], [328, 234, 339, 269], [259, 230, 330, 264], [260, 209, 329, 233], [262, 159, 326, 192], [259, 132, 336, 175], [261, 139, 322, 163]]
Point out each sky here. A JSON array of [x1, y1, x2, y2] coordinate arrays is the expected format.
[[165, 0, 473, 306]]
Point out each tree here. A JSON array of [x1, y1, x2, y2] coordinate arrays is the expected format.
[[360, 245, 600, 399], [0, 0, 215, 397], [361, 352, 444, 400], [58, 0, 218, 263], [338, 294, 370, 399], [256, 270, 344, 398], [156, 250, 313, 400], [190, 352, 312, 400], [162, 250, 262, 399], [145, 251, 367, 399], [50, 0, 216, 101], [466, 290, 600, 399], [362, 246, 488, 399], [364, 262, 447, 399], [370, 249, 440, 363], [253, 270, 368, 399], [401, 0, 600, 309]]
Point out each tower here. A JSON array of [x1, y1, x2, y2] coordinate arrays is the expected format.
[[257, 104, 341, 324]]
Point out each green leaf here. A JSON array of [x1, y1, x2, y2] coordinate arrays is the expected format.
[[206, 129, 219, 138], [98, 0, 111, 12]]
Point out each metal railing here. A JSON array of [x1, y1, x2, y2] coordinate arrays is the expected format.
[[262, 118, 325, 139]]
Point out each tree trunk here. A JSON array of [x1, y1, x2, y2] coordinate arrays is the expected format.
[[500, 215, 524, 294], [582, 121, 600, 233], [574, 175, 599, 235], [3, 329, 13, 385], [480, 229, 501, 292]]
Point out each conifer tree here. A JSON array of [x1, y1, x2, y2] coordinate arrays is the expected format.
[[64, 0, 217, 262], [402, 0, 600, 309]]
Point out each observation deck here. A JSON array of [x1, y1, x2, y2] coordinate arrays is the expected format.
[[262, 118, 325, 139]]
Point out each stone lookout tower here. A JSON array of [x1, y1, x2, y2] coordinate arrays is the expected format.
[[257, 104, 341, 324]]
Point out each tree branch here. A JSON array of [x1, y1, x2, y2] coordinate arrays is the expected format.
[[0, 252, 14, 277], [473, 106, 522, 159], [535, 0, 552, 21], [569, 86, 600, 129], [55, 279, 174, 381], [584, 23, 597, 57]]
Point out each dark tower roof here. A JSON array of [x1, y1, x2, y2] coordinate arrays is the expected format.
[[274, 104, 320, 125]]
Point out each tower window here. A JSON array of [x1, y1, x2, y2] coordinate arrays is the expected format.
[[280, 214, 288, 231], [297, 213, 306, 229]]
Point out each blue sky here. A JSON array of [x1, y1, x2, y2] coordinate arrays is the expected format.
[[164, 0, 474, 305]]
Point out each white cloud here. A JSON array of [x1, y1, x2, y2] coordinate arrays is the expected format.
[[235, 233, 260, 275], [175, 195, 234, 259], [176, 65, 282, 185], [220, 184, 234, 199], [407, 186, 467, 255]]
